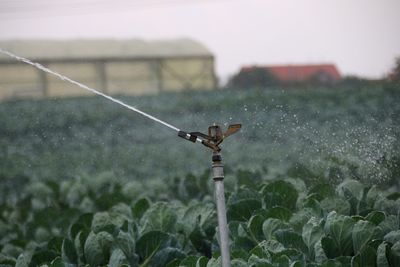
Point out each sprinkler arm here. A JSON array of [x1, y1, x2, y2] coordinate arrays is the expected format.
[[224, 124, 242, 138], [178, 123, 242, 152]]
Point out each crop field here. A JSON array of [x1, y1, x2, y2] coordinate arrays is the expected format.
[[0, 83, 400, 266]]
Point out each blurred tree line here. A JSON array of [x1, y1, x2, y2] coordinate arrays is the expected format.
[[226, 57, 400, 89], [226, 67, 278, 88], [389, 57, 400, 82]]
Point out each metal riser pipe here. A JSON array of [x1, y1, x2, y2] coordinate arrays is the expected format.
[[212, 152, 231, 267]]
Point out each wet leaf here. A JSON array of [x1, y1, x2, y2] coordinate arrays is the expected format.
[[140, 202, 177, 233], [352, 220, 377, 252], [227, 199, 261, 222], [262, 181, 298, 210]]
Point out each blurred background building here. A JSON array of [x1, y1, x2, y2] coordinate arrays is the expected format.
[[252, 64, 341, 84], [0, 39, 217, 100], [228, 64, 342, 88]]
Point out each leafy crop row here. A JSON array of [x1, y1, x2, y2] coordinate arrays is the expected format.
[[1, 84, 399, 189], [1, 172, 399, 266], [1, 83, 399, 266]]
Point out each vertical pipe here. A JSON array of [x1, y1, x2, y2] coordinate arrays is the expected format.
[[155, 59, 163, 93], [210, 56, 218, 89], [38, 67, 48, 97], [96, 61, 107, 93], [212, 151, 231, 267]]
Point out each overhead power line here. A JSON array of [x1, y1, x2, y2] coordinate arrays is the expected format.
[[0, 0, 235, 20]]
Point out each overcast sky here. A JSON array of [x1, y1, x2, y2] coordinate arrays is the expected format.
[[1, 0, 399, 80]]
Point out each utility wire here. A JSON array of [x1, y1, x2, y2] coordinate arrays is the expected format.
[[0, 0, 233, 18]]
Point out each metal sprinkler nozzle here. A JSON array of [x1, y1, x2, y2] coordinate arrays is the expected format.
[[178, 123, 241, 267], [178, 123, 241, 152]]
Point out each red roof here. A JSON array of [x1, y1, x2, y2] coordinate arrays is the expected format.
[[242, 64, 341, 83]]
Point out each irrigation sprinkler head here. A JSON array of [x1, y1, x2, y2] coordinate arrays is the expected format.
[[178, 123, 241, 152], [178, 123, 241, 267]]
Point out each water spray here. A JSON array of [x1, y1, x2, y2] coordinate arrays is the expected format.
[[0, 48, 241, 266], [0, 48, 180, 132]]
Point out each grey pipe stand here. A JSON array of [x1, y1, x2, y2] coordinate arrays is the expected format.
[[212, 151, 231, 267], [177, 124, 241, 267]]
